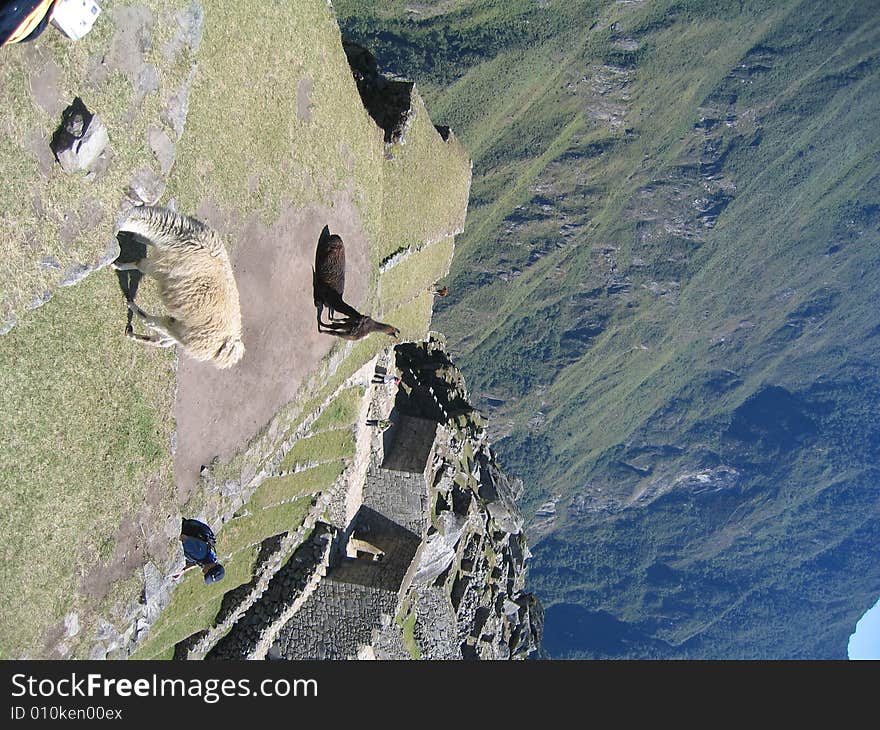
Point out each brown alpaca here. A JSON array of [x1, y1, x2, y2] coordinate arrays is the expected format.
[[313, 226, 360, 331], [319, 313, 400, 341]]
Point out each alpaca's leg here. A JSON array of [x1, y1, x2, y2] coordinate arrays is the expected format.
[[319, 320, 355, 339], [317, 319, 336, 334], [112, 258, 154, 274], [127, 301, 181, 346], [127, 299, 155, 323], [126, 329, 177, 348], [317, 304, 343, 329]]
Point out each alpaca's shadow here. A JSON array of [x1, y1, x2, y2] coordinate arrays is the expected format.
[[114, 231, 147, 331]]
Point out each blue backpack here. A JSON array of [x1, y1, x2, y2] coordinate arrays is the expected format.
[[181, 518, 217, 565]]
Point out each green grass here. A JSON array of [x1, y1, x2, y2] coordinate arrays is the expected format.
[[250, 462, 347, 510], [219, 496, 314, 557], [379, 94, 472, 262], [378, 236, 455, 314], [400, 610, 421, 660], [278, 429, 356, 474], [0, 272, 176, 658], [166, 0, 386, 246], [309, 386, 365, 433]]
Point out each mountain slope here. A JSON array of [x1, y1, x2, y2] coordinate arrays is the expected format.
[[335, 0, 880, 658]]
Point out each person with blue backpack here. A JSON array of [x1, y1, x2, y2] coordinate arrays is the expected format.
[[170, 518, 225, 584]]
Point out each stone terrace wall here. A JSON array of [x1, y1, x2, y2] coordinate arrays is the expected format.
[[268, 449, 426, 659], [205, 525, 334, 660], [195, 337, 542, 661]]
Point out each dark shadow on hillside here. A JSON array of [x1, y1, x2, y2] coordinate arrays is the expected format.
[[542, 603, 656, 659], [312, 223, 330, 329], [381, 413, 437, 473], [317, 224, 330, 250], [212, 532, 286, 629], [393, 341, 475, 422], [342, 39, 414, 143], [726, 385, 817, 452], [173, 629, 208, 660]]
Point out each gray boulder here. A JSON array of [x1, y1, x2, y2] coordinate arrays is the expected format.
[[51, 98, 109, 173], [410, 511, 468, 585]]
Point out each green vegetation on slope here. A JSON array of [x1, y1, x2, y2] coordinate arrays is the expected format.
[[309, 386, 365, 433], [0, 272, 176, 659], [250, 462, 347, 511], [278, 429, 357, 473], [379, 236, 455, 314], [336, 0, 880, 658], [166, 0, 386, 245]]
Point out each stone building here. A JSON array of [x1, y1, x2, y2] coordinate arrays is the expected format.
[[208, 336, 543, 660]]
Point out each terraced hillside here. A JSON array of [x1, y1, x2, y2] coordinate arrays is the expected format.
[[0, 0, 470, 659], [335, 0, 880, 657]]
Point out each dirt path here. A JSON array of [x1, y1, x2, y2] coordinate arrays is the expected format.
[[171, 193, 370, 501]]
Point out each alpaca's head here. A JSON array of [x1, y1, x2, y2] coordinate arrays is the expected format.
[[214, 334, 245, 368], [362, 317, 399, 340]]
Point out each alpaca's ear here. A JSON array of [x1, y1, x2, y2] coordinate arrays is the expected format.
[[317, 226, 332, 252], [215, 336, 245, 366]]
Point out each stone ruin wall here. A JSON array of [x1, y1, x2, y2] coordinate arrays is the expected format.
[[195, 336, 543, 661]]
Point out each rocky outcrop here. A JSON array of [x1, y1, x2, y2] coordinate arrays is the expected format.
[[202, 336, 542, 660], [342, 39, 414, 144], [374, 337, 543, 659], [50, 97, 109, 174]]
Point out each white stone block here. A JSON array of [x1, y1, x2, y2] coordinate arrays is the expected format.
[[51, 0, 101, 41]]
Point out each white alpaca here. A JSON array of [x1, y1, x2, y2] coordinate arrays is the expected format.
[[113, 206, 245, 369]]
